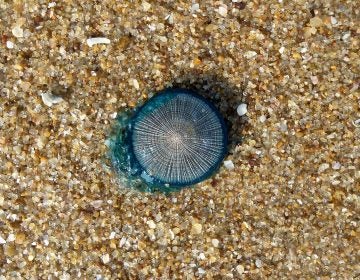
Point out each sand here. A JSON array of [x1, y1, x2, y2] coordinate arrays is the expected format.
[[0, 0, 359, 279]]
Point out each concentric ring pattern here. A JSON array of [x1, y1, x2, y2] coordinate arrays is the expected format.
[[131, 90, 227, 186]]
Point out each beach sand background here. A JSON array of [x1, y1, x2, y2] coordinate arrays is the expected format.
[[0, 0, 359, 279]]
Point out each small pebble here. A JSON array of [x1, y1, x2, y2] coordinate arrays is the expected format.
[[332, 162, 341, 170], [318, 163, 330, 173], [244, 51, 257, 59], [109, 232, 116, 239], [12, 26, 24, 38], [147, 220, 156, 229], [191, 223, 202, 235], [217, 5, 228, 17], [165, 14, 174, 24], [119, 237, 126, 247], [110, 112, 117, 119], [255, 259, 263, 268], [59, 46, 66, 55], [15, 233, 26, 244], [279, 46, 285, 54], [41, 92, 64, 107], [310, 76, 319, 85], [101, 254, 110, 264], [7, 233, 15, 242], [259, 115, 266, 123], [154, 213, 162, 222], [142, 1, 151, 11], [90, 200, 103, 209], [0, 235, 6, 244], [330, 16, 337, 25], [6, 41, 14, 49], [168, 229, 175, 240], [211, 239, 219, 247], [224, 160, 235, 170], [236, 264, 244, 274], [342, 33, 350, 41], [205, 24, 217, 32], [279, 121, 288, 132], [191, 3, 200, 13], [352, 118, 360, 127], [304, 26, 316, 38], [309, 17, 323, 28], [130, 78, 140, 90], [237, 103, 247, 116]]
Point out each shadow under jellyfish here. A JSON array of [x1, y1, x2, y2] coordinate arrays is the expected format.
[[108, 88, 228, 193]]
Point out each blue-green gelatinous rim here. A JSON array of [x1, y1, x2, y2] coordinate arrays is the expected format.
[[109, 88, 228, 193]]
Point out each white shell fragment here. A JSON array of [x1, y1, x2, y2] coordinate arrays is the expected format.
[[352, 118, 360, 127], [48, 2, 56, 8], [130, 78, 140, 90], [0, 235, 6, 244], [101, 254, 110, 264], [86, 37, 111, 47], [211, 238, 219, 247], [191, 3, 200, 13], [217, 5, 228, 17], [12, 26, 24, 38], [255, 259, 263, 268], [332, 162, 341, 170], [142, 1, 151, 11], [165, 14, 174, 24], [310, 75, 319, 85], [6, 41, 14, 49], [41, 92, 64, 107], [147, 220, 156, 229], [224, 160, 235, 170], [236, 264, 245, 275], [318, 163, 330, 173], [7, 233, 15, 242], [259, 115, 266, 123], [244, 51, 257, 59], [237, 103, 248, 116], [90, 200, 103, 209]]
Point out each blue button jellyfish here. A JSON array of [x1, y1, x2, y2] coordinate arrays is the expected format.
[[108, 88, 228, 192]]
